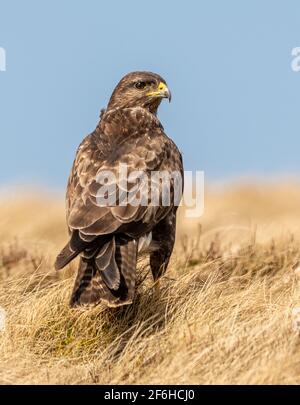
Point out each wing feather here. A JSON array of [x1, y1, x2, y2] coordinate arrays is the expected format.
[[66, 107, 181, 240]]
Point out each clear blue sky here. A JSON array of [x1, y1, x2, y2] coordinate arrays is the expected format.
[[0, 0, 300, 188]]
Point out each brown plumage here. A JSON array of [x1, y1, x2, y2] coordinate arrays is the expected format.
[[55, 71, 183, 307]]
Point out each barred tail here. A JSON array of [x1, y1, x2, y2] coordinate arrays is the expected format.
[[70, 237, 137, 307]]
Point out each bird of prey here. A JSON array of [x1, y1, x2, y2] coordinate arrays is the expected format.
[[55, 71, 183, 307]]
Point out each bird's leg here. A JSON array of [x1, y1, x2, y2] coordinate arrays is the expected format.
[[151, 262, 168, 300], [153, 278, 161, 297], [150, 212, 176, 299]]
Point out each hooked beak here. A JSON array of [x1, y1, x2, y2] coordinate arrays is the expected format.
[[147, 82, 172, 102]]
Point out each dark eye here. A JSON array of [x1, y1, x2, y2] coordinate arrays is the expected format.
[[135, 81, 147, 90]]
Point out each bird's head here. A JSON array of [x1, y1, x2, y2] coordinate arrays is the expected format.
[[107, 71, 171, 115]]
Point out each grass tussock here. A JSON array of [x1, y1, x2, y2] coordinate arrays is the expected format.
[[1, 184, 300, 384]]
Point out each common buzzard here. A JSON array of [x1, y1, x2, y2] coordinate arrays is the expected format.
[[55, 71, 183, 307]]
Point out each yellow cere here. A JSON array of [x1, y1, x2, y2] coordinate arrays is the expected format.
[[158, 82, 167, 91], [147, 82, 167, 97]]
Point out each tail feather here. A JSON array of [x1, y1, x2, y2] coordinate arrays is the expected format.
[[55, 242, 79, 270], [55, 230, 91, 270], [95, 238, 120, 290], [115, 238, 137, 304], [70, 257, 117, 307], [70, 237, 138, 307]]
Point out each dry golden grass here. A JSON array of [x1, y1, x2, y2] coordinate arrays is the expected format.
[[1, 183, 300, 384]]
